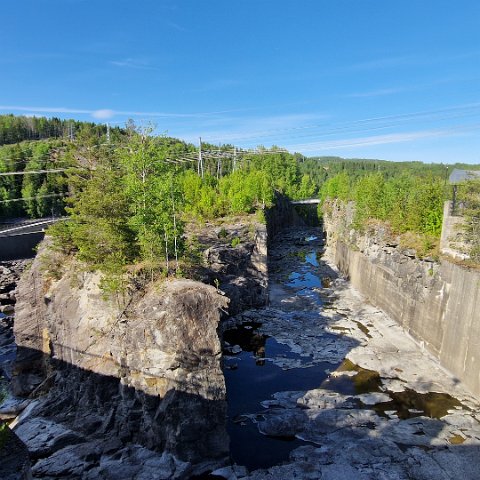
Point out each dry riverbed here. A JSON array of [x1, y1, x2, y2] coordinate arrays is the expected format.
[[219, 227, 480, 480]]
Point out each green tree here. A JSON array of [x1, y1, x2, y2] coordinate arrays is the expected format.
[[353, 173, 386, 226], [457, 179, 480, 261], [121, 129, 182, 268], [320, 172, 351, 202]]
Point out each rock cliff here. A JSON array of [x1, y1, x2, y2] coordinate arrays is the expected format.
[[12, 241, 231, 476]]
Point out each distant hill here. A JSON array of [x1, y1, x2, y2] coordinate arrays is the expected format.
[[300, 155, 480, 186], [0, 114, 124, 146]]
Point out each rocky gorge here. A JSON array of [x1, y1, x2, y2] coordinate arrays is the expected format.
[[2, 217, 268, 479], [220, 227, 480, 479], [1, 202, 480, 479]]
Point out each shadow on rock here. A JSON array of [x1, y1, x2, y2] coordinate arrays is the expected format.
[[11, 347, 230, 479]]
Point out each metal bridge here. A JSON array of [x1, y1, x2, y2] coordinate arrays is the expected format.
[[0, 218, 66, 261], [0, 218, 65, 237], [290, 198, 320, 205]]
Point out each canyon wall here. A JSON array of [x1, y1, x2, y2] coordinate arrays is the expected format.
[[12, 244, 231, 476], [324, 201, 480, 398], [11, 218, 271, 477]]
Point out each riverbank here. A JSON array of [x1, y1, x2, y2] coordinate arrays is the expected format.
[[2, 217, 480, 479], [220, 226, 480, 479]]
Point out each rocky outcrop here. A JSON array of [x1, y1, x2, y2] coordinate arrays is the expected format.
[[323, 200, 480, 398], [204, 223, 268, 314], [12, 242, 231, 475], [7, 211, 275, 477], [265, 193, 305, 240], [0, 427, 32, 480], [0, 294, 18, 386]]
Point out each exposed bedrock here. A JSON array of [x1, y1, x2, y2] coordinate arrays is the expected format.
[[7, 200, 312, 477], [0, 427, 32, 480], [323, 201, 480, 398], [12, 241, 231, 475], [203, 223, 268, 315]]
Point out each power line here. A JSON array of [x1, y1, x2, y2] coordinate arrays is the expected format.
[[286, 122, 480, 153], [0, 193, 67, 204], [0, 168, 67, 176], [201, 103, 480, 144]]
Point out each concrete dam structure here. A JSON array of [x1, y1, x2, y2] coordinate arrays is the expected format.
[[323, 200, 480, 399]]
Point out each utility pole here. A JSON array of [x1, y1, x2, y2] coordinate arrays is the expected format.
[[171, 178, 179, 274], [197, 138, 200, 175], [106, 123, 111, 144], [164, 227, 169, 274], [198, 137, 204, 178], [69, 121, 74, 142]]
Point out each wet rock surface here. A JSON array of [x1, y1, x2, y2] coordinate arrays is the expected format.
[[0, 261, 26, 385], [0, 260, 32, 479], [222, 227, 480, 479]]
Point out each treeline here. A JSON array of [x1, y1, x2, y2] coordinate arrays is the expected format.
[[300, 156, 480, 187], [2, 114, 479, 271], [0, 114, 124, 146], [0, 140, 71, 218], [0, 119, 128, 219], [181, 151, 316, 218], [49, 129, 316, 286], [320, 171, 444, 236]]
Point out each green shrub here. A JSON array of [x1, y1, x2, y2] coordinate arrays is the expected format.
[[231, 237, 241, 248]]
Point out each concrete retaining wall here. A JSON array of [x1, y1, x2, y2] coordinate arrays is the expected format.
[[440, 200, 470, 260], [332, 238, 480, 398], [0, 232, 45, 261]]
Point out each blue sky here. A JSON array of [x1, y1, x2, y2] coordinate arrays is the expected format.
[[1, 0, 479, 163]]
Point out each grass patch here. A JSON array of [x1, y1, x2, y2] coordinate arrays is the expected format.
[[0, 422, 9, 450]]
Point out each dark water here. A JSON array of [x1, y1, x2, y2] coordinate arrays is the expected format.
[[223, 232, 332, 470], [223, 323, 331, 470]]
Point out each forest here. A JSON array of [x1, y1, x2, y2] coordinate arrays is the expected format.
[[1, 114, 479, 282], [0, 114, 123, 146]]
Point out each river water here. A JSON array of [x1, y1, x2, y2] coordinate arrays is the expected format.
[[222, 227, 480, 478], [223, 230, 332, 470]]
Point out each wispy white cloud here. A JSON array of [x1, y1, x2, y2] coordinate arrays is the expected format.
[[284, 124, 480, 153], [0, 104, 256, 121], [167, 21, 187, 32], [344, 87, 409, 98], [349, 55, 415, 71], [0, 105, 93, 115], [91, 109, 115, 120], [109, 58, 159, 71], [193, 78, 245, 93], [347, 50, 480, 74], [177, 113, 329, 144]]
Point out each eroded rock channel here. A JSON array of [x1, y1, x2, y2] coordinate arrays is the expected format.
[[1, 222, 480, 479], [220, 227, 480, 479]]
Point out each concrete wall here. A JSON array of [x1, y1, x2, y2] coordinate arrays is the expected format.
[[440, 200, 469, 260], [330, 234, 480, 398], [0, 232, 45, 261]]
